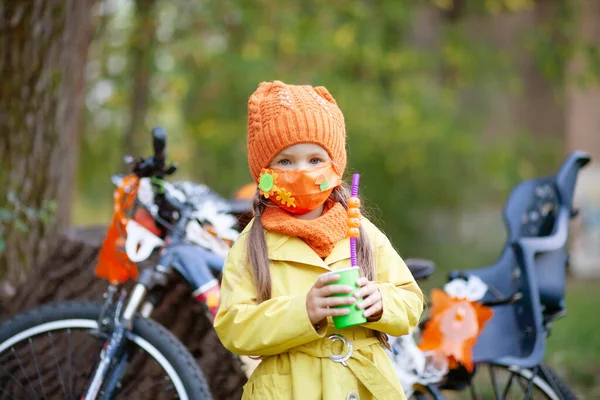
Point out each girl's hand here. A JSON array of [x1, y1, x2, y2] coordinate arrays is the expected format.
[[354, 278, 383, 321], [306, 273, 356, 326]]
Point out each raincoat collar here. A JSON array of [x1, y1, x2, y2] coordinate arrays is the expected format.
[[266, 230, 351, 271]]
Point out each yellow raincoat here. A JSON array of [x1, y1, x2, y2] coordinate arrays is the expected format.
[[214, 217, 424, 400]]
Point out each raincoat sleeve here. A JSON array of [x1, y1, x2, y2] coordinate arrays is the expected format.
[[214, 230, 326, 357], [362, 220, 424, 337]]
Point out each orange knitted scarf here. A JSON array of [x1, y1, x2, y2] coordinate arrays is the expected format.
[[261, 201, 347, 258]]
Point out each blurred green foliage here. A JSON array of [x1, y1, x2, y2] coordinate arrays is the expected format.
[[78, 0, 596, 259]]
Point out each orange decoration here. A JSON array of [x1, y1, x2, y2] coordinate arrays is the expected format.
[[347, 217, 360, 228], [347, 227, 360, 238], [347, 207, 361, 218], [258, 169, 279, 199], [315, 175, 327, 185], [348, 197, 361, 208], [418, 289, 493, 373], [95, 174, 140, 284], [275, 187, 296, 208]]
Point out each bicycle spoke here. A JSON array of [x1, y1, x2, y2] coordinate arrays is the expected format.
[[75, 343, 102, 396], [502, 370, 516, 399], [523, 365, 540, 400], [515, 375, 526, 391], [489, 364, 503, 400], [67, 328, 73, 400], [49, 331, 69, 398], [441, 363, 569, 400], [539, 364, 565, 398], [11, 347, 39, 399], [470, 380, 478, 400], [28, 338, 49, 400], [121, 378, 174, 399], [118, 366, 166, 398], [0, 385, 23, 400], [0, 363, 27, 390], [0, 305, 199, 400], [117, 347, 176, 399]]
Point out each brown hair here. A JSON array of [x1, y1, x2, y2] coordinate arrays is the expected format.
[[247, 183, 389, 348]]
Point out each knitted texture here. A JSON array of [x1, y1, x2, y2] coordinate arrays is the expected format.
[[247, 80, 347, 181], [261, 201, 348, 258]]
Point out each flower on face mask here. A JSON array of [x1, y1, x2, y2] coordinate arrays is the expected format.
[[315, 175, 329, 191], [275, 187, 296, 208], [258, 169, 278, 199]]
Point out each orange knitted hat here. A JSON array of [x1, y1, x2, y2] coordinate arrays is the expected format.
[[247, 80, 347, 181]]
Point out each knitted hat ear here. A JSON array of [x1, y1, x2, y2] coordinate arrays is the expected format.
[[313, 86, 337, 105]]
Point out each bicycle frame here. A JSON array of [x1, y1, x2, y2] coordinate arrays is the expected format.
[[82, 133, 237, 397]]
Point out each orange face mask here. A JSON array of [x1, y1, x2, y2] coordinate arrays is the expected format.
[[258, 162, 341, 214]]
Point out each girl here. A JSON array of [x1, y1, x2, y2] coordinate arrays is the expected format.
[[214, 80, 424, 400]]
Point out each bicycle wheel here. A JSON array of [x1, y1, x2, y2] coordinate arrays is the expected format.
[[411, 363, 578, 400], [0, 301, 212, 400]]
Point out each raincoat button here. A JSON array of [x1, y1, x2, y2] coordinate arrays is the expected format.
[[346, 393, 359, 400]]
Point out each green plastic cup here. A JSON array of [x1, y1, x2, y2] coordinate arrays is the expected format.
[[322, 266, 367, 329]]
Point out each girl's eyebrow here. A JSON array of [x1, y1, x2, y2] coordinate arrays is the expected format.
[[274, 150, 327, 159], [308, 151, 328, 159], [274, 152, 293, 159]]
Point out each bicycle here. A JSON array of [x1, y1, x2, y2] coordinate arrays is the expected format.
[[0, 127, 253, 399], [387, 151, 591, 399], [0, 125, 590, 399]]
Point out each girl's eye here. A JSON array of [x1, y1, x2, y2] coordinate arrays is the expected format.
[[278, 159, 291, 166], [309, 158, 323, 164]]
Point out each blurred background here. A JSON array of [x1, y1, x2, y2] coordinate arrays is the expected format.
[[1, 0, 599, 397]]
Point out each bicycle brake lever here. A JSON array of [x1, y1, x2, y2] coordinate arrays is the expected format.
[[164, 163, 178, 176]]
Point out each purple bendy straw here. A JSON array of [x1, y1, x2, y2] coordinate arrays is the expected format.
[[350, 173, 360, 267]]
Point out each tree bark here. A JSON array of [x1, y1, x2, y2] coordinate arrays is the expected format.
[[566, 0, 600, 161], [0, 0, 95, 283], [514, 0, 565, 140], [124, 0, 157, 159], [450, 3, 565, 140], [567, 0, 600, 278]]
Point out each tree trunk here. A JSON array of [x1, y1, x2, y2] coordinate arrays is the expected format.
[[0, 226, 247, 399], [566, 0, 600, 278], [514, 0, 565, 140], [124, 0, 157, 159], [566, 0, 600, 161], [0, 0, 95, 283], [452, 4, 565, 141]]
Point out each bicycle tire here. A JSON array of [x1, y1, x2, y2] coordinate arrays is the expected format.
[[0, 300, 212, 400], [538, 364, 579, 400], [411, 363, 578, 400]]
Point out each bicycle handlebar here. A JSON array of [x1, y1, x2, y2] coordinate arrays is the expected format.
[[152, 126, 167, 167], [132, 126, 177, 179]]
